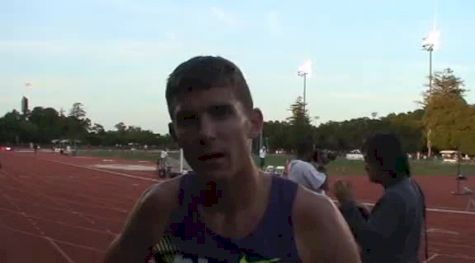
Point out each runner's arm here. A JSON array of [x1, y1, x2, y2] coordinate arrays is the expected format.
[[104, 181, 178, 263], [294, 187, 361, 263]]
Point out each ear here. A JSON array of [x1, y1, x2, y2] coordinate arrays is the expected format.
[[168, 122, 177, 142], [248, 108, 264, 139]]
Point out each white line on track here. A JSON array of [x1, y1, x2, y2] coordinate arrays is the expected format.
[[39, 158, 475, 215], [0, 192, 76, 263], [359, 201, 475, 216], [1, 167, 121, 235], [435, 253, 475, 260], [425, 253, 438, 262], [42, 158, 158, 182], [45, 237, 75, 263], [427, 228, 459, 235], [331, 200, 475, 216], [0, 206, 117, 236], [0, 223, 105, 253]]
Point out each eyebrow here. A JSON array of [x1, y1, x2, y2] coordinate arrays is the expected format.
[[175, 103, 234, 114], [207, 104, 233, 110], [174, 110, 195, 118]]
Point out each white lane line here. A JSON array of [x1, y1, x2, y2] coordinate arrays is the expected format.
[[0, 223, 107, 253], [1, 193, 76, 263], [436, 253, 475, 260], [27, 158, 475, 215], [42, 158, 158, 182], [331, 199, 475, 216], [427, 228, 459, 235], [45, 237, 75, 263], [425, 253, 438, 262]]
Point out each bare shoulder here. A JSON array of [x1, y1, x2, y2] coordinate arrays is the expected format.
[[293, 186, 341, 235], [141, 175, 182, 210], [104, 176, 183, 263], [294, 185, 336, 216], [293, 186, 360, 263]]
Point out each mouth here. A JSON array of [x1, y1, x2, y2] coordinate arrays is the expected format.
[[198, 152, 226, 161]]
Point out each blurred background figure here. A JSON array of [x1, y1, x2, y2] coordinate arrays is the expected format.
[[287, 138, 328, 194], [259, 145, 267, 169]]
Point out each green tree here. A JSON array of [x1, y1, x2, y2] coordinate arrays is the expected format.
[[0, 110, 23, 143], [69, 102, 86, 119], [457, 105, 475, 155], [263, 120, 292, 151], [384, 110, 425, 153], [86, 123, 106, 146], [313, 110, 424, 153], [90, 123, 105, 134], [114, 122, 127, 133], [29, 107, 63, 143], [423, 68, 470, 152], [66, 102, 90, 145], [287, 97, 313, 150]]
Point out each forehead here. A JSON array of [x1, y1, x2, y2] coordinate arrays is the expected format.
[[173, 86, 242, 114]]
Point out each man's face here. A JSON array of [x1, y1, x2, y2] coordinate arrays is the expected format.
[[170, 86, 261, 180], [364, 157, 382, 183]]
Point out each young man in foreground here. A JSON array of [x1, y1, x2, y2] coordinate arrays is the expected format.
[[105, 56, 360, 262]]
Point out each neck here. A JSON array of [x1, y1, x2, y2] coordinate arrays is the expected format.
[[381, 174, 406, 189], [297, 155, 310, 162], [198, 162, 262, 214]]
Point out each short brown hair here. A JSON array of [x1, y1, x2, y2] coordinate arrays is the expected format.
[[165, 56, 253, 119]]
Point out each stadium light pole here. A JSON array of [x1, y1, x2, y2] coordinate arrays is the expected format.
[[422, 28, 440, 158], [297, 71, 307, 111], [22, 82, 33, 119], [298, 60, 312, 112], [422, 40, 435, 93]]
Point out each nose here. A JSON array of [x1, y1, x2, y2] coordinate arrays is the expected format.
[[198, 115, 217, 145]]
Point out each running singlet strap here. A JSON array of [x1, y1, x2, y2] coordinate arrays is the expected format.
[[152, 173, 301, 262]]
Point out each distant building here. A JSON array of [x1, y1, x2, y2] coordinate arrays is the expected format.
[[21, 96, 29, 115]]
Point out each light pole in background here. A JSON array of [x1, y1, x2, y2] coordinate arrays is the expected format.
[[298, 60, 312, 112], [422, 29, 439, 92], [422, 28, 440, 158], [297, 71, 307, 111], [22, 82, 33, 118]]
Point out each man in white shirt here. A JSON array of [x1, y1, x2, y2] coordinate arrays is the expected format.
[[288, 139, 327, 194], [159, 149, 168, 167], [259, 145, 267, 168]]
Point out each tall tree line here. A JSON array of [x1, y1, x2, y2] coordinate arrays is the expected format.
[[1, 68, 473, 154], [262, 68, 475, 155], [0, 103, 175, 148]]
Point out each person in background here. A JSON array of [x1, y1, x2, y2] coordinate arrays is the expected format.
[[334, 133, 427, 263], [159, 149, 168, 168], [287, 138, 328, 194], [259, 145, 267, 169]]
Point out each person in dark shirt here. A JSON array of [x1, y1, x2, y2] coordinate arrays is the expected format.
[[334, 133, 427, 263]]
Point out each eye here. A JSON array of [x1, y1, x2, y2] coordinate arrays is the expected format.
[[176, 113, 198, 127], [209, 105, 233, 120]]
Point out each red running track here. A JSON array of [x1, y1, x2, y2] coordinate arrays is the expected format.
[[0, 151, 474, 262]]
